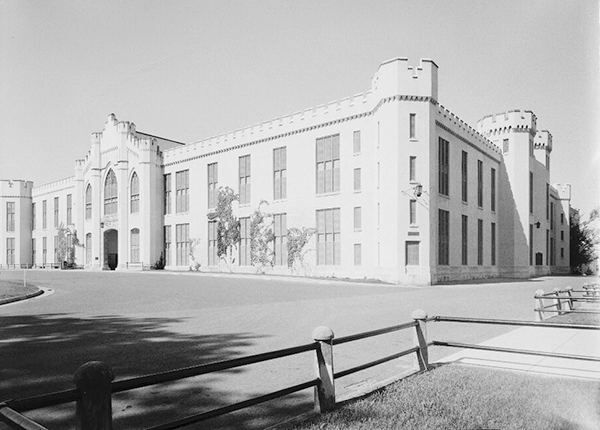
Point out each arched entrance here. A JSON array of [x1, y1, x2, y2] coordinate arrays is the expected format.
[[104, 229, 118, 270]]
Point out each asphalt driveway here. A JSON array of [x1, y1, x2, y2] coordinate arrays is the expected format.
[[0, 270, 586, 429]]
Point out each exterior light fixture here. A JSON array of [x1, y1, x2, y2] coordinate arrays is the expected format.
[[100, 222, 105, 228], [414, 183, 423, 197], [534, 221, 541, 228]]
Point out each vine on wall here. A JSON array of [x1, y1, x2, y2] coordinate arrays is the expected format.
[[250, 200, 274, 273], [287, 226, 316, 274], [207, 186, 240, 270]]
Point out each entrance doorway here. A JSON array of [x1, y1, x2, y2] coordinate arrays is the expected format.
[[104, 229, 118, 270]]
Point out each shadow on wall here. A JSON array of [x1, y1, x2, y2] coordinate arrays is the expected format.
[[0, 314, 313, 429]]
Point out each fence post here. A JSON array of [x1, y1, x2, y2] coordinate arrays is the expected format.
[[553, 287, 563, 315], [535, 289, 545, 321], [74, 361, 114, 430], [565, 286, 574, 311], [312, 326, 335, 413], [412, 309, 429, 371]]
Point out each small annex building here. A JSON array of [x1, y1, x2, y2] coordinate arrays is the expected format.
[[0, 57, 571, 284]]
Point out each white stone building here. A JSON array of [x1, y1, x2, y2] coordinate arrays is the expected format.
[[0, 57, 571, 284]]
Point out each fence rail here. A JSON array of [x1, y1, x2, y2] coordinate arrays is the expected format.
[[2, 305, 598, 430]]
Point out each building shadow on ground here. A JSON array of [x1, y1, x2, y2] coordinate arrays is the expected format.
[[0, 314, 314, 429]]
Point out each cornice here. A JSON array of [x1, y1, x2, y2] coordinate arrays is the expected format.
[[435, 120, 502, 162]]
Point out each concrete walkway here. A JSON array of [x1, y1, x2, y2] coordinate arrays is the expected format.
[[437, 324, 600, 380]]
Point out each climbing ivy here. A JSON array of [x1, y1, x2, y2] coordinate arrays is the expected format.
[[250, 200, 274, 273], [287, 226, 316, 273], [207, 186, 240, 269]]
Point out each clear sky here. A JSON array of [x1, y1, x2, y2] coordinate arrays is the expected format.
[[1, 0, 598, 214]]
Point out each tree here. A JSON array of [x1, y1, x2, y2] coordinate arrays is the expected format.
[[57, 223, 82, 268], [207, 186, 240, 270], [570, 207, 599, 274], [189, 237, 201, 271], [250, 200, 274, 273]]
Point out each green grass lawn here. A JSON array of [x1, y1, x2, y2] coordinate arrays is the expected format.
[[294, 364, 600, 430], [0, 279, 39, 301]]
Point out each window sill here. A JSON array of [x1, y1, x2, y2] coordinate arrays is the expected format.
[[409, 138, 418, 142], [272, 198, 287, 203], [316, 192, 341, 197], [353, 190, 361, 194]]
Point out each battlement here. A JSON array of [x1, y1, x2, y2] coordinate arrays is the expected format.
[[0, 179, 33, 197], [436, 104, 502, 156], [164, 58, 440, 164], [476, 110, 538, 137], [534, 130, 552, 152], [552, 183, 571, 200], [32, 176, 75, 195]]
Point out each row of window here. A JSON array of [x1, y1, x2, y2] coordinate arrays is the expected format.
[[30, 195, 73, 231], [438, 209, 497, 266], [440, 138, 497, 211]]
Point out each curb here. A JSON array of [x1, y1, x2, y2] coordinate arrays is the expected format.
[[0, 288, 44, 306]]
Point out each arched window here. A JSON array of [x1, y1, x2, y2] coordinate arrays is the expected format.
[[130, 228, 140, 263], [104, 169, 118, 215], [85, 184, 92, 220], [130, 172, 140, 213], [85, 233, 92, 264]]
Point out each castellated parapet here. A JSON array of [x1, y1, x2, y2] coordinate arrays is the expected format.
[[476, 110, 538, 137], [553, 183, 571, 200], [534, 130, 552, 152], [164, 58, 439, 165], [436, 104, 501, 157]]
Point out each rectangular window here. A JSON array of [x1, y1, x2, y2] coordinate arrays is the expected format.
[[42, 237, 47, 265], [164, 226, 171, 266], [546, 183, 549, 220], [32, 203, 36, 230], [477, 219, 483, 266], [67, 194, 72, 225], [32, 238, 36, 265], [354, 168, 361, 192], [438, 209, 449, 265], [54, 235, 58, 263], [409, 200, 417, 225], [6, 238, 15, 265], [354, 244, 362, 266], [175, 170, 189, 213], [409, 156, 416, 181], [561, 247, 564, 259], [54, 197, 59, 228], [551, 237, 555, 265], [406, 241, 419, 265], [208, 221, 218, 266], [377, 162, 380, 188], [316, 208, 341, 265], [550, 202, 554, 230], [43, 200, 47, 229], [477, 160, 483, 207], [561, 230, 564, 241], [239, 217, 251, 266], [274, 213, 288, 266], [491, 222, 496, 266], [130, 229, 140, 263], [354, 206, 361, 231], [409, 113, 416, 139], [175, 223, 189, 266], [438, 137, 449, 196], [316, 134, 340, 194], [164, 174, 171, 215], [239, 155, 251, 205], [546, 229, 550, 265], [503, 138, 509, 154], [491, 168, 496, 212], [377, 202, 380, 228], [529, 224, 534, 265], [273, 147, 287, 200], [6, 202, 15, 231], [561, 213, 564, 224], [353, 130, 361, 154], [461, 215, 468, 266], [461, 151, 468, 202], [208, 163, 218, 209], [529, 172, 533, 214], [377, 122, 380, 147], [86, 233, 92, 265]]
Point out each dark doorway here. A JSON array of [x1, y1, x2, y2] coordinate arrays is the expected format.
[[104, 229, 118, 270]]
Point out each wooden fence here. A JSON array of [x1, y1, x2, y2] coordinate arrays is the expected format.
[[534, 284, 600, 320]]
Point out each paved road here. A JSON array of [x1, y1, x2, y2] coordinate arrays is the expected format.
[[0, 270, 588, 429]]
